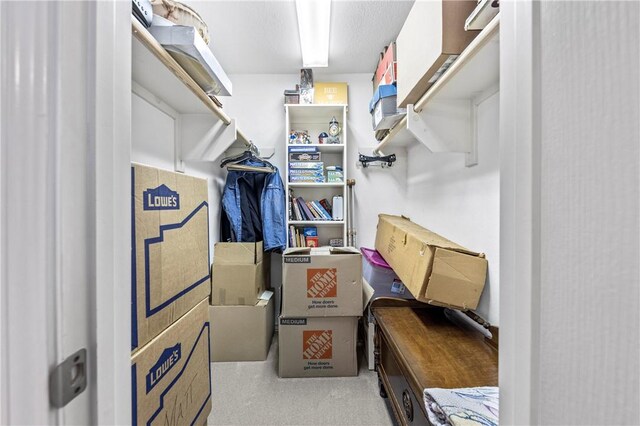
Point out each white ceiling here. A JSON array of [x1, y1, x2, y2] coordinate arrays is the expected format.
[[190, 0, 415, 75]]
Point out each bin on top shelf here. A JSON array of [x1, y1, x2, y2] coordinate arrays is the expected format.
[[369, 84, 406, 131]]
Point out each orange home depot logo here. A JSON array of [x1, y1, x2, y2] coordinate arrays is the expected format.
[[307, 268, 337, 298], [302, 330, 333, 360]]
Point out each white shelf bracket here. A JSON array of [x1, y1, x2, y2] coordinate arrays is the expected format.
[[406, 102, 475, 157], [180, 118, 238, 162]]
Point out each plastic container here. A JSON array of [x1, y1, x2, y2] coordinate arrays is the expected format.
[[361, 247, 399, 288]]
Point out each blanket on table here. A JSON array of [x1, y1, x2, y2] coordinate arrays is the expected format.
[[423, 387, 499, 426]]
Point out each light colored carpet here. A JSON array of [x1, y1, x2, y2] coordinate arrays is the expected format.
[[208, 334, 394, 425]]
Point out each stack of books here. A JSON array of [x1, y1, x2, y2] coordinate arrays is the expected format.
[[288, 226, 319, 248], [288, 146, 325, 183], [289, 194, 333, 221]]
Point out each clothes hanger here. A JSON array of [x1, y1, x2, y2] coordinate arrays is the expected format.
[[226, 163, 275, 173], [220, 141, 276, 173]]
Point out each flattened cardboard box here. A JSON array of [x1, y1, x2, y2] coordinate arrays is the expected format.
[[282, 247, 362, 317], [374, 214, 487, 310], [211, 241, 269, 306], [132, 299, 211, 426], [132, 163, 211, 351], [278, 316, 358, 378], [209, 292, 274, 361]]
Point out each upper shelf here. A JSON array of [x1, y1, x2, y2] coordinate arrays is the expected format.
[[286, 104, 347, 124], [132, 17, 258, 161], [374, 15, 500, 156], [131, 17, 230, 120]]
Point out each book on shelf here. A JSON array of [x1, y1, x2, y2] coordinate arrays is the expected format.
[[319, 198, 332, 216], [288, 225, 322, 248], [297, 198, 316, 221], [292, 197, 303, 220], [289, 193, 338, 222], [312, 200, 332, 220], [302, 227, 317, 237], [305, 236, 319, 247]]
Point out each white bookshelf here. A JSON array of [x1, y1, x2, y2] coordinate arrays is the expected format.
[[285, 104, 348, 248]]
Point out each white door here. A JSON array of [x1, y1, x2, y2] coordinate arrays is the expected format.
[[0, 1, 131, 424]]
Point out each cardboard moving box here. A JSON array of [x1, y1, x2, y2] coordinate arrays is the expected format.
[[282, 247, 362, 317], [132, 299, 211, 426], [396, 0, 479, 107], [374, 214, 488, 310], [131, 163, 211, 351], [209, 291, 274, 362], [278, 316, 358, 378], [211, 241, 268, 306]]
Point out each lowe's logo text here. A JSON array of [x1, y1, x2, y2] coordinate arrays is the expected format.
[[146, 343, 181, 393], [143, 184, 180, 211]]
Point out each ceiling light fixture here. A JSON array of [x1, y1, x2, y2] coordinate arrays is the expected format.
[[295, 0, 331, 68]]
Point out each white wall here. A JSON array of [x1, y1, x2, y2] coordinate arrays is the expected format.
[[132, 94, 227, 256], [405, 92, 500, 324], [536, 1, 639, 423], [500, 1, 639, 424], [223, 73, 499, 324]]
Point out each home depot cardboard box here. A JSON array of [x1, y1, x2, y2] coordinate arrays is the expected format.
[[209, 292, 274, 361], [396, 0, 479, 107], [313, 82, 348, 105], [278, 316, 358, 378], [211, 241, 269, 306], [131, 299, 211, 426], [281, 247, 362, 317], [131, 163, 211, 351], [375, 214, 488, 310]]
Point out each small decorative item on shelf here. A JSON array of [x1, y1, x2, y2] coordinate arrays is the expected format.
[[329, 238, 343, 247], [326, 166, 344, 183], [328, 116, 341, 137], [318, 132, 329, 144], [300, 68, 314, 104], [289, 130, 312, 144], [284, 88, 300, 104]]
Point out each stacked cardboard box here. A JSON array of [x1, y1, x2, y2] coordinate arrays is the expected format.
[[131, 163, 212, 424], [209, 241, 274, 362], [279, 247, 363, 378]]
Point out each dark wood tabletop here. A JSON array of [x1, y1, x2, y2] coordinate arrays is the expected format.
[[373, 306, 498, 396]]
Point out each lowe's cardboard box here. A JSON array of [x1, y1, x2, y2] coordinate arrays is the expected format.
[[281, 247, 362, 317], [211, 241, 269, 306], [278, 316, 358, 378], [209, 291, 274, 361], [131, 163, 211, 351], [132, 299, 211, 426], [375, 214, 488, 310]]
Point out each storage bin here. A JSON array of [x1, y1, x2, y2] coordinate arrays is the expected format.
[[361, 247, 399, 288], [369, 84, 406, 131]]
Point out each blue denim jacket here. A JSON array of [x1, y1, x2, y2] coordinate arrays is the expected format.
[[222, 159, 286, 252]]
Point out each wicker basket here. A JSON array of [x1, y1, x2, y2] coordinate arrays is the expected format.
[[150, 0, 210, 45]]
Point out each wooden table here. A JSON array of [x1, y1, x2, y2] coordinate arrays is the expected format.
[[373, 306, 498, 425]]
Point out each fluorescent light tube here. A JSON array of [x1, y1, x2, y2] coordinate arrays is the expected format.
[[295, 0, 331, 67]]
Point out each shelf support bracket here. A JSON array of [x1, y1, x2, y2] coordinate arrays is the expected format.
[[181, 118, 238, 163], [405, 102, 477, 165]]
